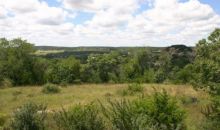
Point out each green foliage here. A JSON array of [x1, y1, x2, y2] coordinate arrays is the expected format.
[[102, 91, 186, 130], [154, 69, 166, 83], [128, 83, 144, 93], [118, 83, 144, 96], [32, 58, 49, 85], [173, 64, 195, 84], [193, 28, 220, 91], [100, 100, 151, 130], [46, 56, 81, 84], [0, 37, 200, 85], [135, 90, 186, 130], [10, 102, 47, 130], [42, 84, 61, 94], [0, 38, 35, 85], [201, 96, 220, 130], [82, 51, 124, 83], [54, 104, 105, 130]]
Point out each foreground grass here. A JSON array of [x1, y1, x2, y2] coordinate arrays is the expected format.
[[0, 84, 210, 129]]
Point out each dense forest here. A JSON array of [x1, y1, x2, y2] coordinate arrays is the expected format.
[[0, 29, 220, 130]]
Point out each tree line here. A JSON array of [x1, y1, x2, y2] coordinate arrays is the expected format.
[[0, 39, 196, 86], [0, 29, 219, 89]]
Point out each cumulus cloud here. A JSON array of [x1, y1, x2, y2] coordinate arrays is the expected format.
[[0, 0, 75, 42], [127, 0, 220, 45], [0, 0, 220, 46]]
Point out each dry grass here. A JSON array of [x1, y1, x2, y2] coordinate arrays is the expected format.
[[0, 84, 210, 129], [34, 50, 64, 56]]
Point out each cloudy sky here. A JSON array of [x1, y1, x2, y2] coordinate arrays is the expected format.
[[0, 0, 220, 47]]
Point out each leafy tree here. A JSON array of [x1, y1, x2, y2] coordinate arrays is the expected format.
[[46, 56, 81, 84], [83, 51, 124, 83], [32, 58, 49, 85], [123, 49, 155, 82], [193, 28, 220, 129], [0, 38, 35, 85], [193, 28, 220, 92]]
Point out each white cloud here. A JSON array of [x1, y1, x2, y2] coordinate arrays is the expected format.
[[0, 0, 220, 46], [127, 0, 220, 46], [2, 0, 40, 14], [62, 0, 139, 12], [0, 0, 75, 39], [0, 6, 7, 19]]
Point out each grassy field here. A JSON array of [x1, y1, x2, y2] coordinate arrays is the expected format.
[[0, 84, 210, 129], [34, 50, 65, 56]]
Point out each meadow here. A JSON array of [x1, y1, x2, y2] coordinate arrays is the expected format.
[[0, 84, 210, 130]]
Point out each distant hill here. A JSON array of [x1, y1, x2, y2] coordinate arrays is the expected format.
[[34, 45, 194, 63]]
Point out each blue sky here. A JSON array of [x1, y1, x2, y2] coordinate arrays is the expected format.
[[200, 0, 220, 14], [0, 0, 220, 46]]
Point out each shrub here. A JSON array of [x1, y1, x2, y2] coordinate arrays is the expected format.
[[54, 104, 105, 130], [154, 70, 166, 83], [10, 102, 47, 130], [201, 96, 220, 130], [100, 99, 151, 130], [180, 96, 198, 105], [127, 83, 144, 94], [42, 83, 61, 94], [117, 83, 144, 96], [136, 90, 186, 130]]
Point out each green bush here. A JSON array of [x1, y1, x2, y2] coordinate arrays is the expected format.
[[102, 90, 186, 130], [10, 102, 47, 130], [100, 100, 151, 130], [54, 104, 105, 130], [128, 83, 144, 93], [117, 83, 144, 96], [135, 90, 186, 130], [42, 83, 61, 94]]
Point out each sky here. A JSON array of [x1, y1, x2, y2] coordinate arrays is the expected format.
[[0, 0, 220, 47]]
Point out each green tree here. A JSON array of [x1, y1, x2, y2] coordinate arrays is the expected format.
[[0, 38, 35, 85], [46, 56, 81, 84], [193, 29, 220, 129], [193, 28, 220, 91], [82, 51, 124, 83]]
